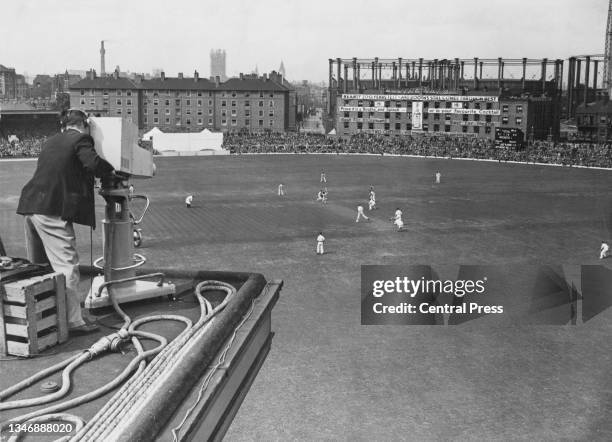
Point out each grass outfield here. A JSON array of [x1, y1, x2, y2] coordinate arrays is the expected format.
[[1, 154, 612, 440]]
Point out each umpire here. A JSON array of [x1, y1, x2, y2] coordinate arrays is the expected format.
[[17, 109, 114, 334]]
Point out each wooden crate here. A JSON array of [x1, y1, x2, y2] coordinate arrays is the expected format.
[[0, 272, 68, 357]]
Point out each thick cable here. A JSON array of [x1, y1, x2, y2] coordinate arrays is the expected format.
[[103, 282, 233, 439], [0, 353, 90, 411], [76, 281, 234, 441], [75, 295, 214, 439], [0, 331, 166, 428], [68, 312, 195, 440], [0, 353, 83, 401], [0, 280, 236, 441]]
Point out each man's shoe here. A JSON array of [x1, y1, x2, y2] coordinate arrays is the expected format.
[[69, 322, 99, 335], [81, 311, 98, 323]]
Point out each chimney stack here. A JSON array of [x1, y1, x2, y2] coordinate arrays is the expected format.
[[178, 72, 184, 79], [86, 69, 98, 80], [194, 70, 199, 81], [161, 71, 165, 81], [100, 41, 106, 76], [240, 73, 244, 80], [215, 76, 220, 86], [269, 71, 281, 83]]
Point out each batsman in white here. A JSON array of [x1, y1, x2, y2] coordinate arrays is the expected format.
[[356, 204, 369, 222]]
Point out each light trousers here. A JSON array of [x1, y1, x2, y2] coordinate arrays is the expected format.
[[24, 214, 84, 327]]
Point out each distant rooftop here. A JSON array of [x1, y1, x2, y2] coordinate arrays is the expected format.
[[69, 71, 292, 92], [220, 76, 290, 92], [140, 76, 216, 91], [71, 76, 139, 90]]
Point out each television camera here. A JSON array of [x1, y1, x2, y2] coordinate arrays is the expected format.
[[85, 117, 174, 308]]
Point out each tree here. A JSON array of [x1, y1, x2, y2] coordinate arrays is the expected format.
[[53, 92, 70, 112]]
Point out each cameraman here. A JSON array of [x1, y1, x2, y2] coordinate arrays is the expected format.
[[16, 109, 114, 334]]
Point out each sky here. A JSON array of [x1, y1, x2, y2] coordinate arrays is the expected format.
[[0, 0, 608, 82]]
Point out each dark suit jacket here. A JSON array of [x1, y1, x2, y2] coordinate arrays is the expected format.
[[17, 129, 114, 228]]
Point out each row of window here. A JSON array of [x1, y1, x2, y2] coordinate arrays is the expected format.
[[111, 108, 133, 115], [144, 108, 274, 117], [146, 99, 275, 107], [502, 104, 523, 113], [79, 98, 133, 106], [147, 91, 275, 98], [105, 108, 274, 120], [79, 98, 278, 108], [147, 90, 212, 97], [80, 90, 276, 98], [80, 90, 133, 96], [143, 117, 275, 127]]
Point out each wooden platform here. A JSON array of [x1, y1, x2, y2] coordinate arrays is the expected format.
[[0, 272, 68, 357]]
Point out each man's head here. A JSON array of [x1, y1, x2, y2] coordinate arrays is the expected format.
[[61, 109, 89, 132]]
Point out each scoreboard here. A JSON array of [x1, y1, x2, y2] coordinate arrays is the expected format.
[[495, 127, 524, 149]]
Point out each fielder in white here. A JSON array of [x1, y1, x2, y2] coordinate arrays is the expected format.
[[392, 207, 404, 231], [320, 171, 327, 183], [278, 183, 286, 196], [368, 197, 376, 211], [317, 189, 328, 204], [185, 194, 193, 208], [600, 241, 610, 259], [316, 232, 325, 255], [368, 187, 376, 210], [435, 171, 441, 184], [356, 204, 369, 222]]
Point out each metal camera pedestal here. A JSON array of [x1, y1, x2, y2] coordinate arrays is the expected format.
[[85, 174, 174, 309]]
